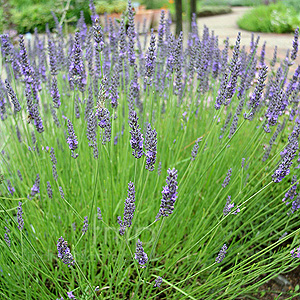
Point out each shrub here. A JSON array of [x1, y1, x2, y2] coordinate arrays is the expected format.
[[1, 2, 300, 299], [237, 3, 300, 33]]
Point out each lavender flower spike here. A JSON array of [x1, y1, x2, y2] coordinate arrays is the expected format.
[[82, 216, 89, 235], [67, 119, 79, 159], [216, 244, 227, 263], [222, 168, 232, 188], [4, 227, 11, 247], [156, 168, 178, 221], [291, 27, 299, 61], [134, 239, 148, 268], [17, 201, 24, 231], [129, 110, 144, 159], [118, 182, 136, 235], [57, 236, 75, 267], [191, 138, 202, 161], [145, 123, 157, 171], [30, 174, 40, 197], [97, 207, 102, 220], [5, 80, 21, 112], [154, 276, 163, 287]]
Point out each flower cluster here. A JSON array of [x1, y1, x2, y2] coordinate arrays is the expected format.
[[57, 236, 75, 267], [134, 239, 148, 268]]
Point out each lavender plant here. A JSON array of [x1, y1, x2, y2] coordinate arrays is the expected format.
[[1, 3, 300, 299]]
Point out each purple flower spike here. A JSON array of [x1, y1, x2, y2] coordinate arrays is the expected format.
[[134, 239, 148, 268], [222, 168, 232, 188], [129, 110, 143, 159], [5, 80, 21, 112], [57, 236, 75, 267], [67, 291, 76, 299], [156, 168, 178, 221], [145, 123, 157, 171], [154, 276, 163, 287], [31, 174, 40, 197], [66, 119, 79, 159], [118, 182, 136, 235], [216, 244, 227, 263], [82, 216, 88, 234], [4, 226, 11, 247], [291, 27, 299, 61], [223, 196, 235, 216], [17, 201, 24, 231]]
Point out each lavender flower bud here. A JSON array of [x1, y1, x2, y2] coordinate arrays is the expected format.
[[72, 222, 76, 231], [118, 182, 136, 235], [271, 45, 277, 67], [291, 27, 299, 61], [223, 196, 234, 216], [57, 236, 75, 267], [144, 29, 156, 85], [82, 216, 88, 234], [156, 168, 178, 221], [66, 119, 79, 159], [158, 161, 162, 176], [127, 0, 136, 66], [291, 246, 300, 258], [222, 168, 232, 188], [67, 291, 76, 299], [7, 180, 15, 196], [17, 170, 23, 181], [50, 147, 57, 165], [30, 174, 40, 197], [59, 186, 64, 199], [216, 244, 227, 263], [5, 80, 21, 112], [17, 201, 24, 230], [51, 76, 61, 109], [129, 110, 144, 159], [47, 181, 53, 198], [191, 138, 202, 161], [134, 239, 148, 268], [97, 207, 102, 220], [154, 276, 163, 287], [4, 226, 10, 247], [145, 123, 157, 171]]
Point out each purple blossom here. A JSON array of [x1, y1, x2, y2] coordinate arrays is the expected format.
[[291, 27, 299, 61], [134, 239, 148, 268], [67, 291, 76, 299], [191, 138, 202, 161], [7, 180, 15, 196], [222, 168, 232, 188], [51, 76, 61, 108], [223, 196, 235, 216], [47, 181, 53, 199], [4, 226, 10, 247], [156, 168, 178, 220], [118, 182, 136, 235], [82, 216, 88, 234], [66, 119, 79, 159], [30, 174, 40, 197], [145, 123, 157, 171], [17, 201, 24, 231], [129, 110, 143, 159], [57, 236, 75, 267], [154, 276, 163, 287], [291, 246, 300, 258], [5, 80, 21, 112], [216, 244, 227, 263], [97, 207, 102, 220]]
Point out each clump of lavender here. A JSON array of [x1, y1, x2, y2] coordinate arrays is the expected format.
[[17, 201, 24, 231], [97, 207, 102, 220], [82, 216, 88, 235], [129, 110, 144, 159], [222, 168, 232, 188], [117, 182, 136, 235], [67, 119, 79, 159], [30, 174, 40, 197], [145, 123, 157, 171], [154, 276, 163, 287], [191, 138, 202, 161], [156, 168, 178, 221], [57, 236, 75, 267], [216, 244, 227, 263], [134, 239, 148, 268], [4, 226, 11, 247]]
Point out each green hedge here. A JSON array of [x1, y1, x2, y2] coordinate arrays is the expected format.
[[237, 3, 300, 33]]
